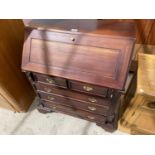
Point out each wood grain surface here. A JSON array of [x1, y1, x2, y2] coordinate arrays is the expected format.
[[22, 20, 136, 90], [137, 53, 155, 98], [0, 19, 35, 112]]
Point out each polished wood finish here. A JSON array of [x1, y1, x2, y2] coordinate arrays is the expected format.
[[68, 80, 108, 97], [35, 82, 110, 109], [0, 20, 35, 112], [23, 19, 136, 38], [24, 19, 155, 45], [40, 101, 106, 124], [22, 20, 136, 132], [112, 19, 155, 44], [22, 20, 136, 90], [38, 91, 111, 116], [0, 93, 14, 111], [32, 72, 67, 88], [147, 20, 155, 45], [134, 20, 154, 44]]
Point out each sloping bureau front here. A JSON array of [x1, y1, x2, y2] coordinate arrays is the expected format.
[[22, 29, 135, 90], [22, 20, 136, 132]]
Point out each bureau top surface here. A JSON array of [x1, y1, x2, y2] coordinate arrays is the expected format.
[[23, 19, 136, 39], [22, 20, 136, 90]]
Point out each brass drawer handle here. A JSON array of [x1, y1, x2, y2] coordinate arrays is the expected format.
[[87, 116, 95, 120], [47, 96, 55, 101], [71, 37, 75, 42], [88, 97, 97, 103], [44, 87, 52, 93], [88, 106, 96, 111], [46, 78, 55, 84], [83, 85, 93, 92]]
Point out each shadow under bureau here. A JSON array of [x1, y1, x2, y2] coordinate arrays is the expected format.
[[22, 20, 136, 132]]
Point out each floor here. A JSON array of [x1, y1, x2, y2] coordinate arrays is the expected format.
[[0, 98, 126, 135]]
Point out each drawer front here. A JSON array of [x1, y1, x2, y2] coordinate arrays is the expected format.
[[34, 82, 110, 108], [39, 92, 110, 115], [42, 100, 106, 124], [32, 72, 67, 88], [69, 80, 108, 97]]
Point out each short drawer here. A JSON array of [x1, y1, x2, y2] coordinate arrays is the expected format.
[[42, 100, 106, 124], [32, 72, 67, 88], [68, 80, 108, 97], [39, 92, 110, 115], [34, 82, 110, 108]]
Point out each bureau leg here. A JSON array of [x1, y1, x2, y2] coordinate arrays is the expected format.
[[37, 103, 54, 114], [96, 114, 118, 132], [97, 122, 116, 132]]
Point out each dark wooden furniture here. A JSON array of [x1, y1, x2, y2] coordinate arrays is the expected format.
[[22, 20, 136, 132], [0, 20, 35, 112]]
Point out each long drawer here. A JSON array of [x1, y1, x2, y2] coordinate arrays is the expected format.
[[34, 82, 110, 108], [41, 100, 106, 124], [38, 91, 110, 116]]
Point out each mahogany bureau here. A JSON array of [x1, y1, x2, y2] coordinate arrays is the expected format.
[[22, 20, 136, 132]]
